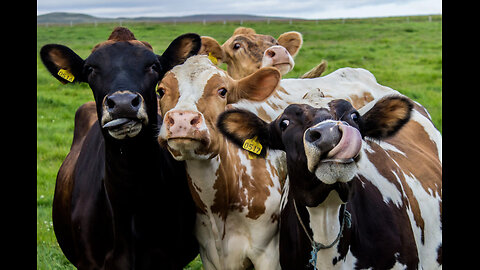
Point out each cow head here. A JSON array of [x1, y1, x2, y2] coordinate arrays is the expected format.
[[199, 27, 302, 79], [217, 96, 413, 206], [157, 55, 280, 160], [40, 27, 201, 140]]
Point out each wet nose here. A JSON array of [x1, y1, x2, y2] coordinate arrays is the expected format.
[[164, 110, 204, 138], [264, 46, 289, 61], [104, 91, 142, 118], [304, 122, 342, 155]]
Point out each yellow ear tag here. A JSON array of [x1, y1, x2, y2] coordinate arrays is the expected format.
[[208, 52, 218, 65], [57, 69, 75, 82], [243, 136, 262, 155]]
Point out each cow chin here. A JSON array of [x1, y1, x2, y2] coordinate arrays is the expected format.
[[273, 63, 293, 75], [166, 137, 212, 161], [313, 162, 357, 185]]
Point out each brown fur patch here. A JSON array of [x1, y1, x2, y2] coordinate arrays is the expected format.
[[210, 142, 276, 220], [350, 92, 374, 109], [108, 27, 136, 41], [364, 120, 441, 243], [233, 27, 256, 36]]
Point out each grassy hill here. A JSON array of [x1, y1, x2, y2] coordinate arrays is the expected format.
[[37, 12, 295, 24], [37, 15, 441, 269]]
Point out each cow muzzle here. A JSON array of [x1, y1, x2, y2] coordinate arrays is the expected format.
[[303, 121, 362, 184], [262, 45, 294, 75], [101, 90, 148, 140], [159, 110, 211, 160]]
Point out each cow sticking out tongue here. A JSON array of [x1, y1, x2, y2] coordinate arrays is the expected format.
[[324, 123, 362, 163], [304, 121, 362, 174]]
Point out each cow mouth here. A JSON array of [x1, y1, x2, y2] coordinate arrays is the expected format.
[[102, 117, 143, 139], [165, 137, 212, 160], [304, 124, 362, 184], [273, 62, 291, 67]]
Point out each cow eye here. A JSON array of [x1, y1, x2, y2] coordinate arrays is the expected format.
[[279, 119, 289, 131], [157, 87, 165, 98], [218, 88, 228, 98], [233, 43, 241, 50], [84, 65, 96, 75], [350, 112, 360, 122], [146, 62, 160, 73]]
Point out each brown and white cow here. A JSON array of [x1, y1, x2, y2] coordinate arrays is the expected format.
[[199, 27, 327, 79], [156, 55, 285, 269], [218, 96, 442, 269]]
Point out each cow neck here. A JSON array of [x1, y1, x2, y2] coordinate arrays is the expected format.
[[184, 137, 229, 214], [300, 191, 352, 269], [103, 122, 159, 190]]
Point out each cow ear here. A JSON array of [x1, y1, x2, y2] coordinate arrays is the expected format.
[[40, 44, 86, 84], [159, 33, 202, 71], [277, 31, 303, 57], [217, 109, 284, 155], [228, 67, 280, 104], [198, 36, 224, 65], [360, 95, 413, 139]]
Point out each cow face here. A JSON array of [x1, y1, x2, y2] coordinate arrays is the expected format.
[[200, 27, 302, 79], [157, 55, 280, 160], [217, 96, 413, 204], [40, 27, 201, 140]]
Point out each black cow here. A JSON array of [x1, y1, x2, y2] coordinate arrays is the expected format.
[[40, 27, 200, 269], [218, 96, 442, 269]]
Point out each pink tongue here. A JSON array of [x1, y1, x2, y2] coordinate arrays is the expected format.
[[326, 124, 362, 160]]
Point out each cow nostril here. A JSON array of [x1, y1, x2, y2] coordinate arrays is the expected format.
[[106, 97, 116, 109], [190, 115, 201, 126], [306, 129, 321, 143], [131, 94, 140, 107], [168, 116, 175, 126]]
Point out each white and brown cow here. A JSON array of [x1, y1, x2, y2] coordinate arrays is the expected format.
[[200, 27, 327, 79], [157, 55, 285, 269], [218, 95, 442, 269]]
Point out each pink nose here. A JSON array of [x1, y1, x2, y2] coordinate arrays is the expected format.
[[164, 110, 203, 138], [264, 46, 290, 63]]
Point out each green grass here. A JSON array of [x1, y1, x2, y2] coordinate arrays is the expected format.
[[37, 15, 441, 269]]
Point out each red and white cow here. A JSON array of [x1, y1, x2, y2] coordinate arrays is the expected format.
[[157, 55, 285, 269], [218, 95, 442, 269]]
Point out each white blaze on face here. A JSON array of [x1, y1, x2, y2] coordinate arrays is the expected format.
[[158, 56, 227, 160]]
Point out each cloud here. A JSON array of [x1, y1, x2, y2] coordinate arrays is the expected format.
[[37, 0, 442, 19]]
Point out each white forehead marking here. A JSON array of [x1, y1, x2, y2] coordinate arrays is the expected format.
[[169, 55, 226, 112]]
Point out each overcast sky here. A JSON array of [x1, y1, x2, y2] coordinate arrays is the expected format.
[[37, 0, 442, 19]]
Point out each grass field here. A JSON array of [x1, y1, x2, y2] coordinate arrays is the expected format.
[[37, 15, 442, 269]]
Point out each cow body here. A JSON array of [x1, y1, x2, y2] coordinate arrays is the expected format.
[[157, 55, 285, 269], [40, 27, 201, 269], [234, 67, 403, 121], [218, 95, 442, 269]]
